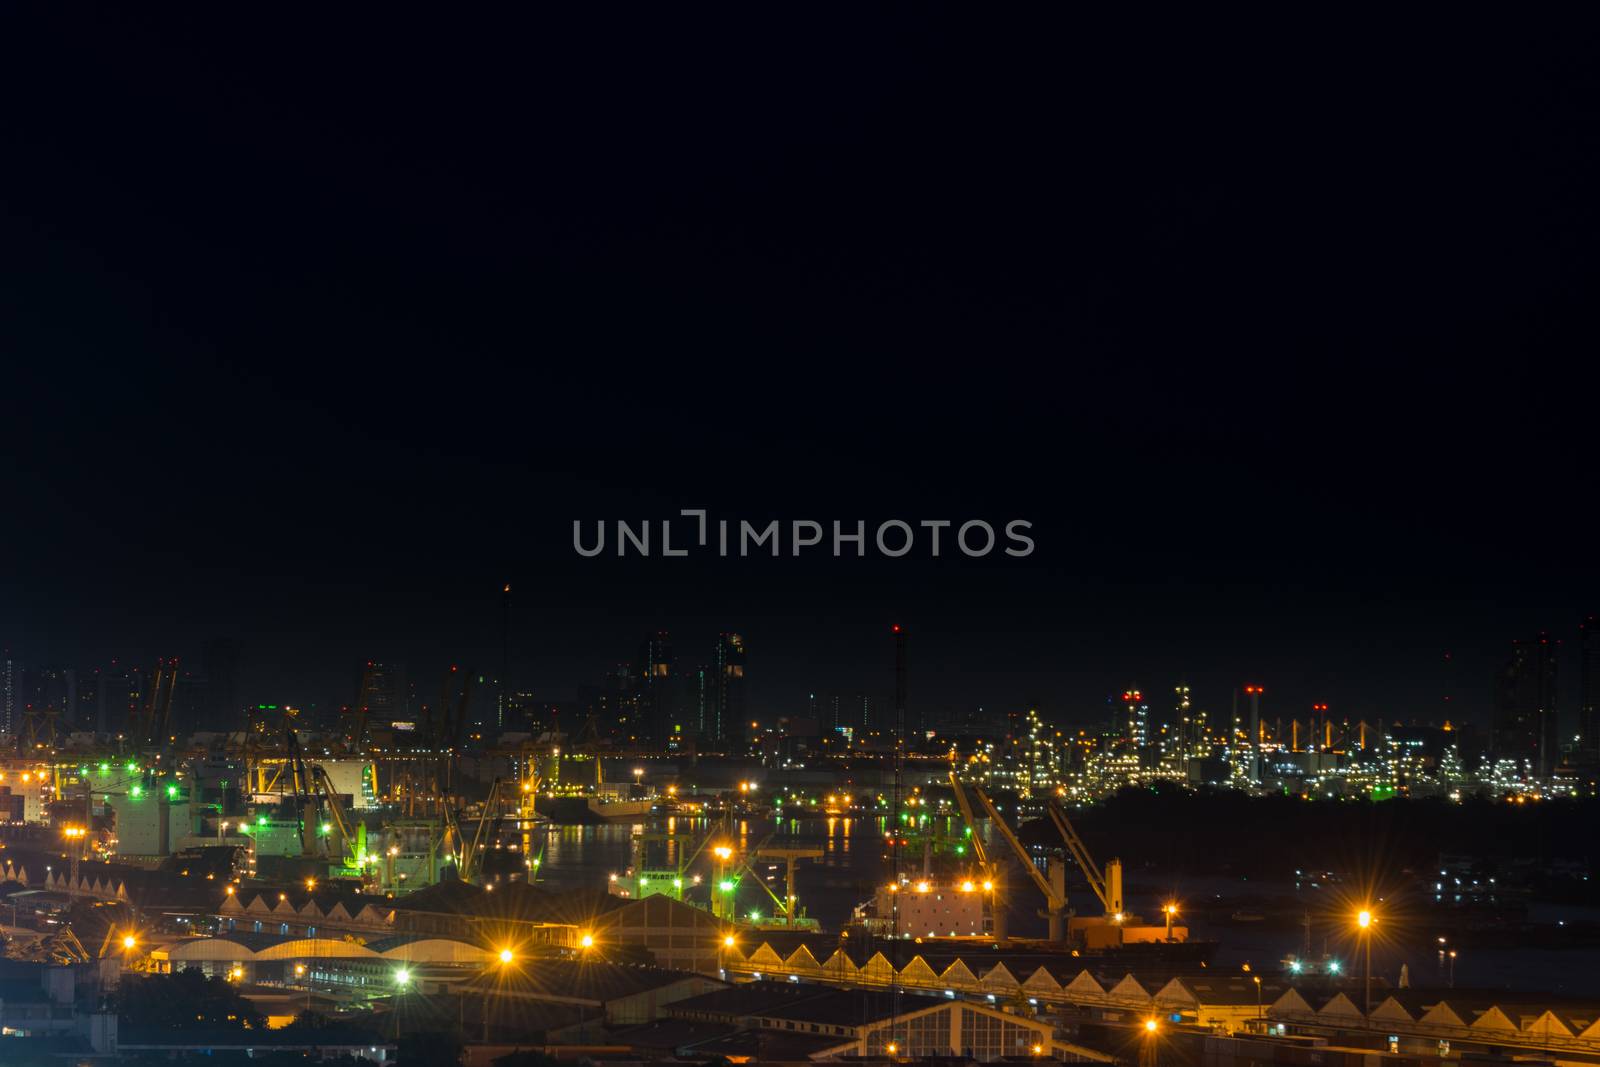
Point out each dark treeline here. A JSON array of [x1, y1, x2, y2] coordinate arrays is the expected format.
[[1017, 786, 1599, 884]]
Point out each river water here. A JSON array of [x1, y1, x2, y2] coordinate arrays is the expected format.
[[526, 813, 1600, 998]]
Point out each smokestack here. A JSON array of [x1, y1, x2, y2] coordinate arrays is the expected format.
[[1246, 685, 1263, 782]]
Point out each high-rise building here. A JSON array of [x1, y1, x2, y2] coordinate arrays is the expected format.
[[1494, 634, 1559, 776], [2, 653, 23, 737], [367, 661, 409, 725], [1580, 615, 1600, 762], [637, 632, 676, 741], [712, 633, 746, 743]]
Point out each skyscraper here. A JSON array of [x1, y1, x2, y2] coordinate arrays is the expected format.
[[712, 633, 746, 743], [1579, 615, 1600, 762], [637, 631, 676, 741], [367, 661, 409, 725], [1494, 634, 1559, 776], [2, 653, 21, 737]]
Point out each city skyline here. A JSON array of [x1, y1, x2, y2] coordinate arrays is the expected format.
[[7, 612, 1600, 746]]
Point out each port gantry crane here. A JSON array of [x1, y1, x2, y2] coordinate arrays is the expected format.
[[1044, 799, 1124, 920], [131, 658, 181, 750], [965, 782, 1070, 943], [946, 772, 1009, 943], [285, 727, 364, 873]]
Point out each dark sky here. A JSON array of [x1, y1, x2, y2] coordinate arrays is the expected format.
[[3, 8, 1598, 730]]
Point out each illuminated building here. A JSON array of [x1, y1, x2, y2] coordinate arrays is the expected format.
[[1120, 690, 1148, 747], [712, 633, 746, 743], [638, 631, 676, 741]]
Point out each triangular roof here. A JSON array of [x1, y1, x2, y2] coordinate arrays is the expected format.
[[1318, 992, 1362, 1019], [980, 963, 1019, 991], [899, 956, 939, 985], [784, 945, 821, 972], [1269, 988, 1316, 1017], [1469, 1005, 1518, 1033], [747, 943, 785, 969], [1108, 974, 1151, 1005], [860, 952, 895, 981], [1420, 1001, 1470, 1029], [1372, 996, 1418, 1024], [820, 949, 857, 977], [1518, 1009, 1572, 1037], [1153, 978, 1198, 1008], [940, 960, 979, 989], [1022, 966, 1061, 993], [1063, 970, 1107, 998]]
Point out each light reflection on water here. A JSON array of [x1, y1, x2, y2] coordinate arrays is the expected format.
[[527, 815, 1600, 996], [530, 814, 961, 926]]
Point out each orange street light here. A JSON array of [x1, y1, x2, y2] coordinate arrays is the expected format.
[[1356, 907, 1376, 1020], [499, 948, 514, 964]]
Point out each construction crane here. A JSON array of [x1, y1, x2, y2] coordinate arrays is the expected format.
[[455, 777, 505, 885], [286, 728, 364, 871], [946, 773, 1008, 943], [968, 785, 1068, 942], [133, 659, 180, 748], [1044, 799, 1124, 919]]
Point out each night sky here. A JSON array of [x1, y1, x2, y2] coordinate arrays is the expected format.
[[3, 8, 1598, 730]]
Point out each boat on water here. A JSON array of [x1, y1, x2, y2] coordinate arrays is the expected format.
[[539, 793, 658, 824]]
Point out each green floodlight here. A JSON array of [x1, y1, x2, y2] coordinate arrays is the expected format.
[[130, 785, 143, 799], [719, 880, 734, 892]]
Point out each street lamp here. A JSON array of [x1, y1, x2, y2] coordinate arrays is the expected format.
[[122, 934, 137, 951], [1356, 908, 1374, 1023], [1253, 975, 1262, 1019], [1163, 903, 1178, 940], [1140, 1019, 1159, 1067], [579, 933, 594, 950], [499, 948, 514, 965]]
